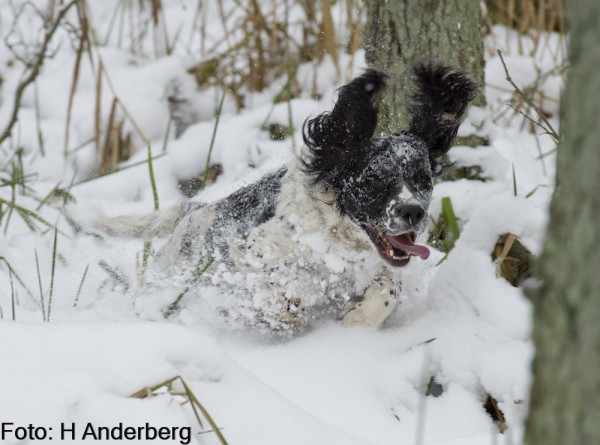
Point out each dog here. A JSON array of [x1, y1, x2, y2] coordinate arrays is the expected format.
[[96, 62, 478, 336]]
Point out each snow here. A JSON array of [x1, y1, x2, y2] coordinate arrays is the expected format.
[[0, 1, 563, 444]]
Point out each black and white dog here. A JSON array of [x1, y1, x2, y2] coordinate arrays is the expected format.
[[98, 62, 478, 335]]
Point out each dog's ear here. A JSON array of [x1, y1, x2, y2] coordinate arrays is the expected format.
[[301, 68, 387, 185], [406, 62, 479, 174]]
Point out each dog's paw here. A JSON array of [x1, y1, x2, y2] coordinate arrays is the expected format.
[[342, 277, 399, 327]]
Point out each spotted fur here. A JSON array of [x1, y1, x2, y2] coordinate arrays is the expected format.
[[96, 62, 478, 336]]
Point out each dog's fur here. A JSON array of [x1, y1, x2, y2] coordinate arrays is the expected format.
[[97, 62, 478, 336]]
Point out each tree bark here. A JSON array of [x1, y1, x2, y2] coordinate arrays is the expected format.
[[363, 0, 485, 134], [525, 1, 600, 444]]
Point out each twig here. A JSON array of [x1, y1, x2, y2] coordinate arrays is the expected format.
[[496, 49, 560, 142], [0, 0, 79, 146]]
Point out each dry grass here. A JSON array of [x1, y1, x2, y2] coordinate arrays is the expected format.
[[484, 0, 567, 65], [53, 0, 365, 179], [131, 375, 227, 444], [493, 234, 532, 287], [484, 393, 508, 433], [0, 0, 567, 318], [1, 0, 569, 178], [485, 0, 565, 35], [187, 0, 362, 108]]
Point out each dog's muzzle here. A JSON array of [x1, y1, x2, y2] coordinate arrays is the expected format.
[[365, 221, 430, 267]]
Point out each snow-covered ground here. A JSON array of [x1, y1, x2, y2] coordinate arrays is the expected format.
[[0, 1, 564, 444]]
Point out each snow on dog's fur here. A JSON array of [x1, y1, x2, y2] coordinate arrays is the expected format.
[[96, 62, 478, 336]]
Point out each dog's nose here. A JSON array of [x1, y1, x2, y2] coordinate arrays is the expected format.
[[400, 205, 425, 226]]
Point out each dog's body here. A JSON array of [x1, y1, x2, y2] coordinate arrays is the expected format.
[[98, 63, 478, 335]]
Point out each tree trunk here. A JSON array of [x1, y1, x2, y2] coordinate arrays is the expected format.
[[525, 1, 600, 444], [363, 0, 485, 134]]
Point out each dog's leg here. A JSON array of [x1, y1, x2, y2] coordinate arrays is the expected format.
[[342, 276, 399, 327]]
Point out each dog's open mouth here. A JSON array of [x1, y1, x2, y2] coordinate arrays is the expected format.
[[366, 221, 430, 267]]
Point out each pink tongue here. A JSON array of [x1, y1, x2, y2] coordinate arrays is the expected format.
[[387, 234, 430, 260]]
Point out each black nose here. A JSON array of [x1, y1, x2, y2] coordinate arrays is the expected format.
[[400, 205, 425, 225]]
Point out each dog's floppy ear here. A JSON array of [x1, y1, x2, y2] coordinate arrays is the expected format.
[[406, 62, 479, 174], [302, 68, 387, 185]]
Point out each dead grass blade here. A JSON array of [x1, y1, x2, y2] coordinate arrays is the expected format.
[[99, 98, 119, 175], [151, 0, 169, 57], [493, 233, 532, 286], [64, 1, 89, 157], [317, 0, 339, 76], [94, 60, 103, 153], [484, 394, 508, 433], [131, 375, 228, 444]]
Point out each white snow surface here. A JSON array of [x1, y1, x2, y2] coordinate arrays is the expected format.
[[0, 2, 563, 444]]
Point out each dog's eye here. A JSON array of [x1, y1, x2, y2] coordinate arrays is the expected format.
[[365, 175, 388, 191], [414, 173, 432, 189]]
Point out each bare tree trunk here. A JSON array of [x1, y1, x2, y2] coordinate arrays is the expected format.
[[363, 0, 485, 134], [525, 1, 600, 444]]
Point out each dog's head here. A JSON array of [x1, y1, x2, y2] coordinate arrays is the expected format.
[[302, 63, 478, 267]]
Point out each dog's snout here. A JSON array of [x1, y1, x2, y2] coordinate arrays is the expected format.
[[399, 205, 424, 226]]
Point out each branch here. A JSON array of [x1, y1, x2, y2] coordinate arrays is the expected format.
[[496, 49, 560, 143], [0, 0, 79, 146]]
